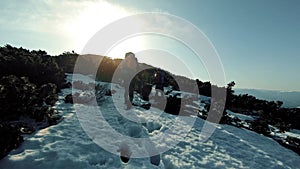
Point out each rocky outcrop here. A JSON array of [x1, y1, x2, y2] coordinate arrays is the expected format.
[[64, 94, 73, 104]]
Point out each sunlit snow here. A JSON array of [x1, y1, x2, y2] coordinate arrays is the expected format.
[[0, 74, 299, 169]]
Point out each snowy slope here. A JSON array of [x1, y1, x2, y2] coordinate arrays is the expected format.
[[1, 74, 300, 169]]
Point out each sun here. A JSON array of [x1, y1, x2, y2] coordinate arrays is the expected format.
[[67, 1, 137, 55]]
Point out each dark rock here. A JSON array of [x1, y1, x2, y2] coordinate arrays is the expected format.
[[250, 119, 270, 136], [48, 114, 62, 125], [219, 114, 242, 128], [32, 106, 49, 122], [105, 90, 112, 96], [62, 82, 72, 89], [150, 154, 160, 166], [219, 115, 232, 124], [45, 94, 58, 106], [39, 83, 57, 99], [140, 103, 151, 110], [105, 89, 115, 96], [65, 94, 73, 104], [197, 110, 208, 119]]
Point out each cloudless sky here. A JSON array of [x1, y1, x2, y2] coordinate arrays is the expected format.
[[0, 0, 299, 91]]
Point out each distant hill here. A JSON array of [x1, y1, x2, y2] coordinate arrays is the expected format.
[[234, 88, 300, 108]]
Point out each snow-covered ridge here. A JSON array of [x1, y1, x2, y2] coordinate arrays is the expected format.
[[1, 74, 299, 169]]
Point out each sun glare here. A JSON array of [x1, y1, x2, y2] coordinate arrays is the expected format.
[[67, 1, 137, 54], [106, 35, 147, 58]]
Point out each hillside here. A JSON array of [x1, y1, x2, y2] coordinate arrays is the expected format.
[[235, 88, 300, 108], [1, 74, 299, 168], [1, 45, 300, 168]]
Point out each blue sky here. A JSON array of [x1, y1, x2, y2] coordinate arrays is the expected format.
[[0, 0, 299, 91]]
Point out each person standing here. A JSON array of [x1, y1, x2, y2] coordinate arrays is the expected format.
[[119, 52, 139, 109], [154, 69, 165, 96]]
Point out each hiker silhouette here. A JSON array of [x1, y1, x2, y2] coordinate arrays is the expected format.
[[119, 52, 139, 109], [154, 69, 165, 96]]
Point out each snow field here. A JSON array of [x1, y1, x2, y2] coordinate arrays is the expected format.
[[1, 74, 300, 169]]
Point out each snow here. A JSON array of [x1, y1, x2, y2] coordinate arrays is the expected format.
[[285, 130, 300, 139], [226, 110, 256, 121], [1, 74, 300, 169], [270, 125, 300, 140], [67, 73, 95, 84], [290, 129, 300, 135]]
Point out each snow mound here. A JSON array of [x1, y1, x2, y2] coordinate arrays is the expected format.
[[144, 121, 162, 133]]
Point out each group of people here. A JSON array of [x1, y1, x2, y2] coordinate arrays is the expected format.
[[117, 52, 163, 166], [119, 52, 166, 109]]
